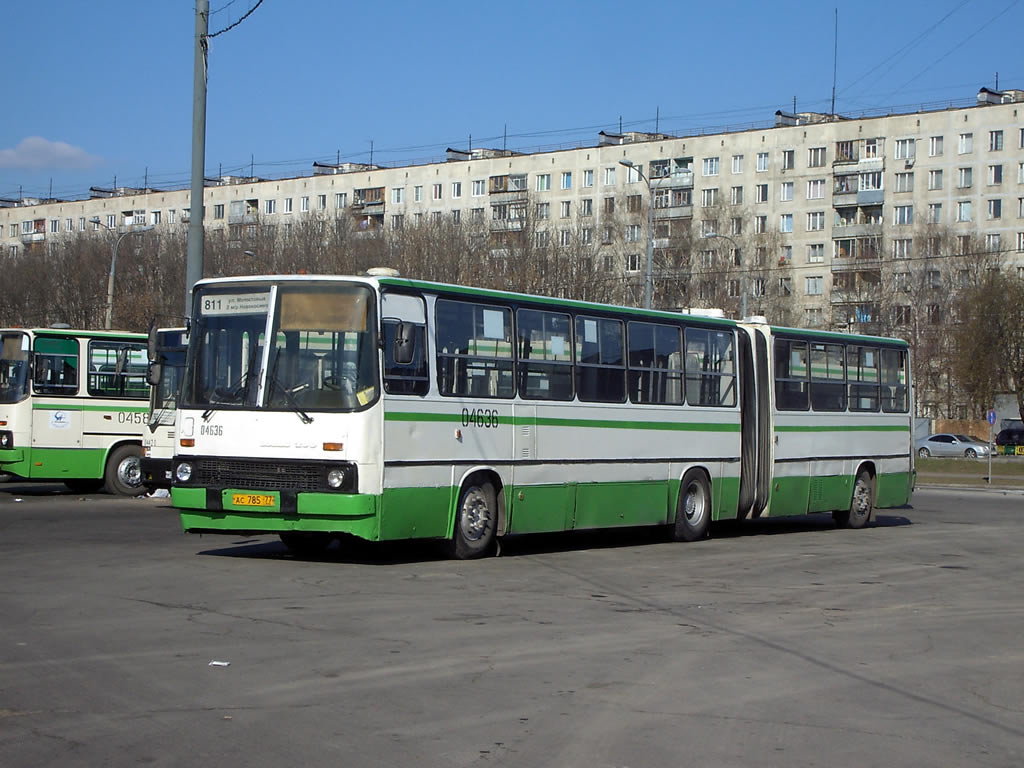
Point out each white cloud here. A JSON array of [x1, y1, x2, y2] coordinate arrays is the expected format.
[[0, 137, 102, 170]]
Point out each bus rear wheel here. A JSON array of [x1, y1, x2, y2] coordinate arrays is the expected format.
[[448, 480, 497, 559], [671, 470, 711, 542], [104, 444, 146, 497], [834, 469, 873, 529]]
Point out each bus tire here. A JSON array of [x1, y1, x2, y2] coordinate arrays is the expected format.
[[672, 470, 711, 542], [448, 480, 497, 559], [835, 469, 873, 529], [65, 479, 104, 494], [279, 532, 333, 556], [104, 444, 146, 497]]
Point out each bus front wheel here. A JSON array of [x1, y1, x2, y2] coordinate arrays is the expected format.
[[672, 470, 711, 542], [448, 480, 497, 559], [835, 469, 873, 529], [104, 444, 146, 497]]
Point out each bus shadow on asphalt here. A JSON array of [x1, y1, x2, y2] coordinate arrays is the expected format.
[[194, 511, 914, 564]]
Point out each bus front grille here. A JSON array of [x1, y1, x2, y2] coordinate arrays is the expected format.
[[200, 458, 324, 491]]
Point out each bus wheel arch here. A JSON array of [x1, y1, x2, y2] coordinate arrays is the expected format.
[[671, 467, 712, 542], [447, 469, 502, 559], [104, 442, 146, 497], [834, 462, 875, 529]]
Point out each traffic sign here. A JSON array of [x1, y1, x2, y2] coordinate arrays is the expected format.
[[987, 409, 997, 426]]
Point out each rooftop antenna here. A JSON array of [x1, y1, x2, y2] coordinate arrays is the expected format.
[[655, 106, 659, 133], [793, 96, 797, 113], [503, 124, 507, 151], [250, 154, 254, 178], [468, 134, 472, 153], [48, 178, 52, 199], [336, 149, 340, 165], [619, 115, 622, 133], [369, 140, 373, 166], [831, 8, 838, 116], [144, 167, 148, 190], [995, 71, 999, 90]]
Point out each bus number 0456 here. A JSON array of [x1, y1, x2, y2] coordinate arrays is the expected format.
[[462, 408, 499, 428]]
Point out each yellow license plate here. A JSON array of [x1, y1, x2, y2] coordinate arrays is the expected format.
[[231, 493, 276, 507]]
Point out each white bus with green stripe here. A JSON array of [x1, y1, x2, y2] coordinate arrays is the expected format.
[[170, 274, 913, 558], [0, 328, 151, 495]]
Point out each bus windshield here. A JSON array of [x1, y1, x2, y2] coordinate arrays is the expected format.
[[184, 283, 379, 412], [150, 334, 186, 427], [0, 331, 30, 404]]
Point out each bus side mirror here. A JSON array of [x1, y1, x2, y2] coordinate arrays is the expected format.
[[393, 322, 416, 365], [147, 361, 162, 387]]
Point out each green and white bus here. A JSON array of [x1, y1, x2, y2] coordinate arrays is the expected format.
[[170, 274, 914, 558], [0, 327, 151, 495]]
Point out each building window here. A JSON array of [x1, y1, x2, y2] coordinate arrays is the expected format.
[[451, 182, 462, 199], [298, 196, 308, 212], [958, 132, 973, 154], [702, 157, 719, 176], [627, 253, 641, 272], [957, 201, 973, 222], [805, 276, 823, 296], [535, 231, 549, 248], [582, 169, 594, 188], [928, 203, 942, 223], [560, 172, 572, 190], [392, 188, 404, 204], [284, 197, 293, 214], [779, 245, 792, 264], [213, 204, 224, 219], [731, 154, 743, 174], [929, 136, 944, 156], [928, 170, 943, 190], [806, 179, 825, 199], [626, 224, 641, 243], [559, 229, 571, 246], [860, 171, 882, 191], [781, 149, 795, 170], [807, 147, 826, 167], [894, 138, 915, 160], [755, 184, 769, 203], [391, 214, 404, 229], [780, 181, 793, 202], [560, 201, 571, 218], [988, 199, 1002, 219], [317, 194, 327, 210], [265, 199, 276, 214], [990, 130, 1004, 151], [536, 174, 551, 192], [471, 179, 486, 196], [892, 238, 912, 259], [985, 233, 1001, 252], [701, 188, 718, 207], [603, 167, 616, 186], [731, 217, 742, 235], [49, 219, 58, 233], [335, 192, 347, 208], [864, 138, 879, 158], [433, 183, 443, 200], [731, 186, 743, 205], [804, 307, 823, 327], [414, 185, 423, 202], [580, 198, 593, 216], [780, 214, 793, 233], [581, 227, 592, 245], [806, 211, 825, 231], [807, 243, 824, 263], [988, 164, 1003, 185], [893, 205, 913, 225], [754, 215, 767, 234], [534, 202, 549, 220], [958, 167, 973, 188], [1017, 232, 1024, 252], [756, 152, 769, 172], [895, 172, 914, 192]]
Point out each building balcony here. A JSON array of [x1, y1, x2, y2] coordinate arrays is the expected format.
[[490, 218, 525, 232], [489, 189, 529, 202], [832, 222, 882, 238], [831, 256, 882, 273], [653, 204, 693, 220], [228, 213, 258, 225], [20, 232, 45, 244]]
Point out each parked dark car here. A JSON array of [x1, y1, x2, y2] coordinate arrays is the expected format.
[[995, 428, 1024, 447]]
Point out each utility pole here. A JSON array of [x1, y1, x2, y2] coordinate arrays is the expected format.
[[185, 0, 209, 318]]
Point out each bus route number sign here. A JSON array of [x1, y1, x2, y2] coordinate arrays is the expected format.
[[201, 293, 270, 316]]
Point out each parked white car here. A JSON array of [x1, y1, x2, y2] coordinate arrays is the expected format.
[[915, 433, 990, 459]]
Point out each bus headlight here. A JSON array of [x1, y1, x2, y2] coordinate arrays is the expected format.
[[326, 467, 346, 489], [0, 431, 12, 449], [175, 462, 193, 483]]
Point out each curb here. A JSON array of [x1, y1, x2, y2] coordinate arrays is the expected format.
[[916, 483, 1024, 495]]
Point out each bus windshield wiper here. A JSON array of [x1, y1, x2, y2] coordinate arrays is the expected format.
[[268, 349, 314, 424]]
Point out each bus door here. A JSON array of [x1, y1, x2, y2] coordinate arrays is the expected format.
[[31, 335, 82, 459], [736, 325, 772, 519]]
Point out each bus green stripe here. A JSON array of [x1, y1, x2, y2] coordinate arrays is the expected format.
[[385, 411, 740, 432], [775, 424, 909, 432], [32, 403, 148, 413]]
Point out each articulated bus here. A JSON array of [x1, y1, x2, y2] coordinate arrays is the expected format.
[[0, 327, 151, 495], [170, 274, 914, 558], [140, 327, 187, 491]]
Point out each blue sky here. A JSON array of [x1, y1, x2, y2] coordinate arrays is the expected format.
[[2, 0, 1021, 201]]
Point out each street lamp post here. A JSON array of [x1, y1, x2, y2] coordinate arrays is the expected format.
[[91, 218, 154, 329], [619, 160, 655, 310], [704, 231, 746, 319]]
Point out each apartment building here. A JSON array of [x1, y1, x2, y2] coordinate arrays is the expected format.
[[4, 87, 1024, 333]]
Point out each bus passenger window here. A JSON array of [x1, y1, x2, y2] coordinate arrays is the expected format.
[[684, 327, 736, 407], [627, 321, 684, 405], [574, 316, 625, 403], [517, 308, 573, 401], [809, 342, 846, 411], [881, 348, 909, 413], [435, 299, 514, 399], [774, 339, 808, 410], [848, 345, 880, 411], [383, 321, 428, 396]]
